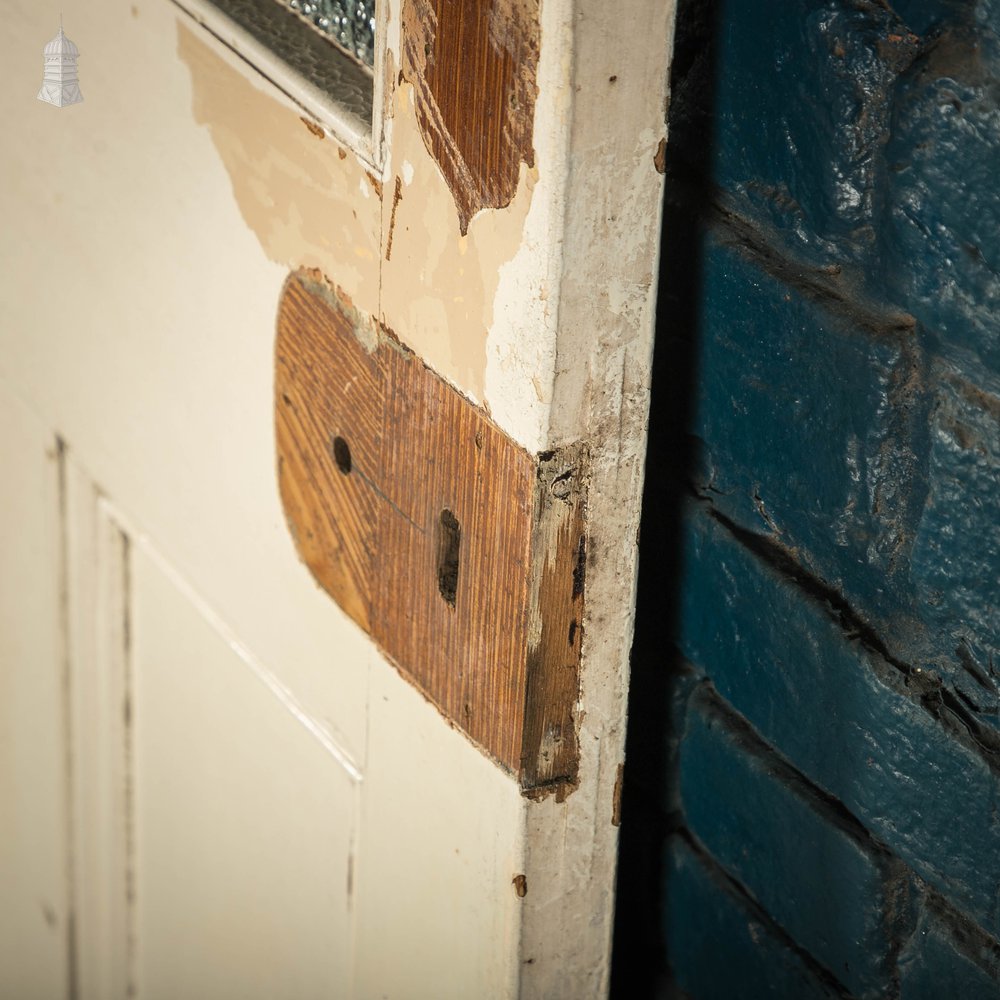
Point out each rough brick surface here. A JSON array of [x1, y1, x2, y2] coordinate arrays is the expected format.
[[664, 836, 844, 1000], [678, 686, 898, 997], [689, 228, 1000, 727], [898, 896, 1000, 998], [910, 368, 1000, 717], [706, 0, 920, 271], [689, 230, 926, 624], [885, 6, 1000, 378], [678, 501, 1000, 937]]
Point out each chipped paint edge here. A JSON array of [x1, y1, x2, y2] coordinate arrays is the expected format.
[[482, 0, 572, 455], [170, 0, 380, 167]]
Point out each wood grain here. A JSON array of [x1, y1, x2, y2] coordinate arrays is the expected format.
[[522, 447, 587, 794], [401, 0, 539, 234], [276, 272, 584, 792]]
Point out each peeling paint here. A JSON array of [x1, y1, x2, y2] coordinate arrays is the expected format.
[[385, 175, 403, 261], [177, 22, 381, 315], [401, 0, 540, 234], [300, 116, 325, 139], [654, 136, 667, 173], [180, 19, 545, 431], [612, 762, 624, 826], [380, 81, 537, 405]]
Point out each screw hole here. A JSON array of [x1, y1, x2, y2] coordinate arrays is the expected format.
[[332, 436, 352, 475], [437, 508, 461, 606]]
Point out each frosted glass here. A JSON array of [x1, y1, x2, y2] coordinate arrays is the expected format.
[[284, 0, 376, 67], [206, 0, 374, 122]]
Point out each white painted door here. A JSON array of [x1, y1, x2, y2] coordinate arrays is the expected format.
[[0, 1, 673, 997]]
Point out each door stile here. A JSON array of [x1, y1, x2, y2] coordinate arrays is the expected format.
[[519, 2, 676, 995]]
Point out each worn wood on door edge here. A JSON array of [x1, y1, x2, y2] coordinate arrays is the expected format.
[[275, 271, 584, 794]]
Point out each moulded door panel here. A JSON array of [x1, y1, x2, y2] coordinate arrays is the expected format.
[[129, 540, 357, 1000]]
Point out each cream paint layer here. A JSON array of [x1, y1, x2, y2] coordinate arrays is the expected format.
[[177, 22, 382, 317], [0, 0, 530, 995], [178, 5, 563, 453]]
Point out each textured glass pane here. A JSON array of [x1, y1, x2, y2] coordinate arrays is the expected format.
[[206, 0, 373, 122], [282, 0, 376, 67]]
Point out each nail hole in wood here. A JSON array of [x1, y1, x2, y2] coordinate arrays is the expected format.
[[332, 436, 352, 475], [437, 508, 461, 606]]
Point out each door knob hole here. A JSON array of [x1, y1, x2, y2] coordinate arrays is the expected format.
[[437, 508, 461, 606], [332, 436, 352, 475]]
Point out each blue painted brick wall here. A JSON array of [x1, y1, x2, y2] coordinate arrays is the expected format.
[[679, 502, 1000, 937], [665, 836, 846, 1000], [898, 895, 1000, 998], [706, 0, 921, 274], [677, 684, 901, 997], [613, 0, 1000, 995]]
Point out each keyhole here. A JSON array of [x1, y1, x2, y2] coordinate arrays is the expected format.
[[332, 436, 352, 475], [437, 509, 461, 606]]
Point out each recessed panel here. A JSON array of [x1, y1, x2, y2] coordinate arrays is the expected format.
[[131, 543, 357, 999], [0, 387, 69, 1000]]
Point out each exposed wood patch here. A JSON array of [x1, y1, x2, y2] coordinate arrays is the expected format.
[[385, 175, 403, 261], [400, 0, 539, 234], [276, 273, 585, 790], [612, 762, 624, 827], [520, 447, 587, 792], [299, 116, 325, 139], [654, 137, 667, 174]]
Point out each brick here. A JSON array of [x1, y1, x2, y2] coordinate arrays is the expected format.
[[898, 897, 1000, 999], [706, 0, 918, 270], [664, 835, 842, 1000], [678, 687, 896, 997], [678, 500, 1000, 936], [909, 369, 1000, 716], [884, 12, 1000, 376], [690, 234, 998, 727], [691, 233, 923, 626]]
